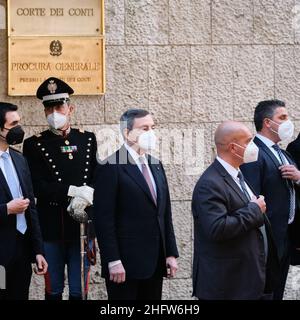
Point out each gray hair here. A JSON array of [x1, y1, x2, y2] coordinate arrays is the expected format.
[[120, 109, 149, 137]]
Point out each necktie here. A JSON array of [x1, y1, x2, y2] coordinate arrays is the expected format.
[[139, 157, 157, 205], [237, 171, 251, 201], [238, 171, 268, 260], [272, 144, 295, 224], [1, 152, 27, 234]]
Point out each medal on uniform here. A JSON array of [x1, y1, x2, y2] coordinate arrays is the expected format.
[[60, 145, 77, 160]]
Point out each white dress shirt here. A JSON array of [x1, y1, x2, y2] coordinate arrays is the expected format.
[[216, 156, 254, 197], [124, 143, 157, 196], [108, 144, 157, 269], [256, 133, 289, 164]]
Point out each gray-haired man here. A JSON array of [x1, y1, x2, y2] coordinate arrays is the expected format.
[[93, 109, 179, 300]]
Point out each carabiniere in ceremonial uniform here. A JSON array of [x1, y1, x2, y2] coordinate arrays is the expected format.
[[23, 77, 98, 300]]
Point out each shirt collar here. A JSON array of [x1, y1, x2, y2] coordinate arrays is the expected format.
[[49, 126, 71, 136], [256, 133, 276, 148], [216, 156, 240, 180], [0, 148, 10, 157], [124, 143, 147, 165]]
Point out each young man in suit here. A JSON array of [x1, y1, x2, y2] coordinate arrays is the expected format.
[[93, 109, 179, 300], [241, 100, 300, 300], [192, 121, 279, 300], [0, 102, 47, 300]]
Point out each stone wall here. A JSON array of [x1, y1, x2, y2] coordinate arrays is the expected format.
[[0, 0, 300, 299]]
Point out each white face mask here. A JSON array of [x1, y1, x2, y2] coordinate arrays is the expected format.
[[269, 119, 294, 141], [138, 130, 157, 151], [233, 140, 259, 163], [47, 112, 67, 130]]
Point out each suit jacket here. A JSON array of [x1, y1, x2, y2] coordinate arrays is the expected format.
[[0, 148, 44, 267], [23, 128, 97, 241], [241, 136, 300, 259], [192, 159, 279, 300], [93, 146, 179, 280], [286, 134, 300, 264]]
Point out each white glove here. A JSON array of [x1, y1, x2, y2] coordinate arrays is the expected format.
[[67, 196, 89, 223], [67, 196, 90, 212], [68, 185, 94, 205]]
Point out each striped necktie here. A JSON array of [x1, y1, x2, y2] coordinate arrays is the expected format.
[[272, 144, 295, 224]]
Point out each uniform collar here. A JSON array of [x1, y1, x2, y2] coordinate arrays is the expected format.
[[49, 126, 71, 137]]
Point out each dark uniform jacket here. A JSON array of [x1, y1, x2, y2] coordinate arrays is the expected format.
[[23, 128, 97, 242]]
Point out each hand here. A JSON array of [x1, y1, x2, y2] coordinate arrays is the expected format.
[[109, 262, 126, 283], [251, 195, 266, 214], [34, 254, 48, 275], [67, 196, 89, 213], [166, 256, 178, 278], [68, 185, 94, 205], [279, 165, 300, 181], [7, 198, 30, 215]]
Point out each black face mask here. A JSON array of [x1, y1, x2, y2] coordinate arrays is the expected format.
[[0, 125, 25, 145]]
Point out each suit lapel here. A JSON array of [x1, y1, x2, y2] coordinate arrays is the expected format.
[[0, 167, 12, 199], [254, 137, 281, 168], [282, 149, 296, 166], [244, 177, 258, 197], [121, 147, 157, 207], [213, 159, 249, 204], [9, 148, 28, 198]]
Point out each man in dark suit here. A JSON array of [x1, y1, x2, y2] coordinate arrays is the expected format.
[[241, 100, 300, 300], [192, 121, 279, 300], [286, 135, 300, 266], [93, 109, 179, 300], [0, 102, 47, 300]]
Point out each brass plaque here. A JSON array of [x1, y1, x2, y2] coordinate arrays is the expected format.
[[8, 37, 105, 96], [8, 0, 104, 36]]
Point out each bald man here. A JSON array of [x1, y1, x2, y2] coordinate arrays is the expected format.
[[192, 121, 279, 300]]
